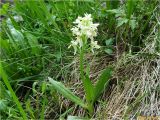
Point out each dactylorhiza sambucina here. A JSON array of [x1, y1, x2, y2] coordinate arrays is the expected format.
[[48, 13, 113, 117], [69, 13, 100, 54]]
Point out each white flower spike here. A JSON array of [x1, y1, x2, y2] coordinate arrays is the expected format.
[[69, 13, 100, 54]]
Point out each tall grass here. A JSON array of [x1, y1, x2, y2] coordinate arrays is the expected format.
[[0, 63, 27, 119]]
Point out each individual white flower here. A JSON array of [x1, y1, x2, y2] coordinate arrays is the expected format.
[[84, 13, 92, 20], [76, 36, 83, 48], [86, 30, 92, 38], [71, 27, 81, 36], [90, 40, 100, 53], [86, 29, 98, 40], [91, 23, 99, 29], [73, 16, 82, 24], [68, 40, 78, 55]]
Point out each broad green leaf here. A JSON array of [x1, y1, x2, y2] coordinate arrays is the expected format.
[[7, 19, 24, 42], [105, 38, 113, 45], [9, 16, 21, 30], [93, 67, 113, 102], [67, 115, 89, 120], [117, 18, 129, 27], [54, 51, 62, 62], [48, 77, 87, 108], [25, 32, 41, 55], [107, 8, 124, 17], [10, 28, 24, 42], [105, 48, 113, 55], [3, 26, 18, 51], [129, 19, 137, 30], [84, 75, 94, 103], [106, 9, 120, 14]]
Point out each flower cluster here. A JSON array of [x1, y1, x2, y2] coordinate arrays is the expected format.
[[69, 13, 100, 54]]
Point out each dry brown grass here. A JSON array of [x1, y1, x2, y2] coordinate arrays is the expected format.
[[46, 35, 159, 119], [95, 24, 160, 119]]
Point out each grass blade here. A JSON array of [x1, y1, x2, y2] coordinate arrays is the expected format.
[[126, 0, 136, 19], [0, 63, 27, 120]]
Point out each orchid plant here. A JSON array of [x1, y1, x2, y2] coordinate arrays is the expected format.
[[48, 14, 112, 117]]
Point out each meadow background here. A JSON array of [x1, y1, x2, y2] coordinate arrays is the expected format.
[[0, 0, 159, 119]]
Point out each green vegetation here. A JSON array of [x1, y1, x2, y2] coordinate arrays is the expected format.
[[0, 0, 159, 119]]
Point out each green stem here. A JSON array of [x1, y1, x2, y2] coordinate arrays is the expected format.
[[88, 103, 94, 116], [0, 63, 27, 120], [79, 46, 94, 116], [80, 46, 85, 83]]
